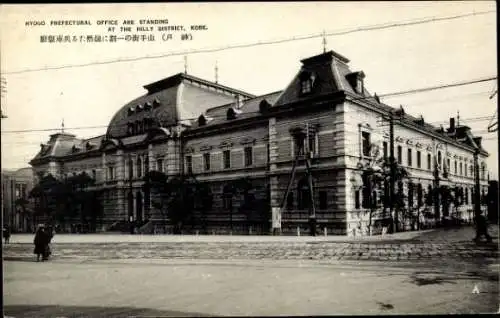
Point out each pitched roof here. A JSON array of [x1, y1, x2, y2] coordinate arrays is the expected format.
[[190, 91, 282, 129]]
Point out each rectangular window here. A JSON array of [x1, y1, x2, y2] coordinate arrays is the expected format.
[[223, 150, 231, 169], [362, 131, 371, 157], [454, 160, 457, 174], [465, 188, 469, 204], [307, 133, 316, 156], [427, 154, 431, 170], [267, 144, 270, 163], [459, 162, 463, 175], [244, 146, 253, 167], [383, 141, 388, 159], [319, 191, 327, 209], [92, 169, 97, 180], [464, 164, 468, 177], [185, 155, 193, 174], [203, 153, 211, 171], [446, 158, 450, 171], [108, 166, 114, 180], [397, 146, 402, 164], [137, 158, 143, 178], [362, 186, 370, 209], [156, 159, 163, 173], [416, 151, 421, 168], [301, 80, 312, 94], [407, 148, 412, 167]]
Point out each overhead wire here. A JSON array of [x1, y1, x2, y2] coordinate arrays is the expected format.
[[1, 76, 497, 134]]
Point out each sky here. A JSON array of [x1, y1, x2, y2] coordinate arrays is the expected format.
[[0, 2, 498, 178]]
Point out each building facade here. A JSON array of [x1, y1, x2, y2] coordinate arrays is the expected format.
[[30, 50, 490, 235], [1, 167, 35, 232]]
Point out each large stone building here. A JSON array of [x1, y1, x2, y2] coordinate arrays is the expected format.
[[30, 50, 490, 235], [1, 167, 35, 232]]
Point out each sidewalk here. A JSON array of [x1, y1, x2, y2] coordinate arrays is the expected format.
[[3, 225, 498, 264], [4, 228, 447, 244]]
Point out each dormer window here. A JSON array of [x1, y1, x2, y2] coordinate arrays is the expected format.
[[145, 102, 152, 111], [356, 77, 363, 94], [227, 108, 236, 120], [153, 98, 160, 108], [259, 100, 271, 113], [128, 107, 135, 116], [346, 71, 365, 95], [198, 115, 207, 126], [226, 108, 241, 120], [136, 104, 143, 113], [301, 79, 312, 94], [299, 71, 315, 95]]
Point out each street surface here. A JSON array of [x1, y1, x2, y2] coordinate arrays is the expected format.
[[3, 225, 499, 316]]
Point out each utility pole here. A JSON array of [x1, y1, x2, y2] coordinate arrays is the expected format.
[[305, 123, 317, 236], [389, 112, 396, 233], [279, 126, 316, 236]]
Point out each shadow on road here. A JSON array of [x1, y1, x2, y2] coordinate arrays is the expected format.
[[4, 305, 217, 318]]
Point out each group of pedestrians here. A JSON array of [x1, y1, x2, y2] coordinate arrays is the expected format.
[[33, 224, 54, 262]]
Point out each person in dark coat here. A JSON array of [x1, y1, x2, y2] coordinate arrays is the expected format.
[[33, 225, 50, 262], [474, 212, 492, 243], [3, 226, 11, 244]]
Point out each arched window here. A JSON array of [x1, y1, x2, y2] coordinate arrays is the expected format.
[[437, 151, 442, 168]]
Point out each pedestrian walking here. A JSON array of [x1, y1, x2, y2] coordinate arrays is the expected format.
[[33, 224, 50, 262], [474, 212, 492, 243], [3, 226, 11, 244]]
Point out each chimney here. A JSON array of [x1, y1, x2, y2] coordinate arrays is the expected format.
[[236, 94, 244, 109], [449, 117, 455, 132]]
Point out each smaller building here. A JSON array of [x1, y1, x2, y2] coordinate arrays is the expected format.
[[1, 167, 35, 232]]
